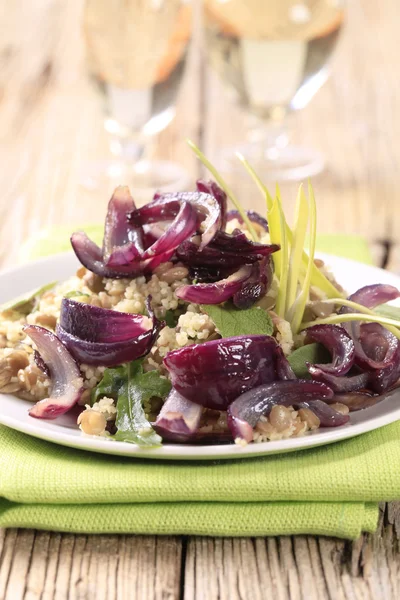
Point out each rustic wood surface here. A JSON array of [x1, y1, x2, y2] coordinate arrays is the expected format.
[[0, 0, 400, 598]]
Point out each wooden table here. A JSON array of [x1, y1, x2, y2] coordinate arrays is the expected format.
[[1, 0, 400, 598]]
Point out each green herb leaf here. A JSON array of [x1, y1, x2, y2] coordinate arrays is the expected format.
[[90, 366, 127, 405], [164, 310, 178, 328], [114, 360, 171, 447], [163, 306, 187, 328], [201, 302, 274, 338], [287, 343, 331, 378], [1, 281, 57, 314]]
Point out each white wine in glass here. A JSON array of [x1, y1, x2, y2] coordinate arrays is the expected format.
[[83, 0, 192, 196], [205, 0, 345, 181]]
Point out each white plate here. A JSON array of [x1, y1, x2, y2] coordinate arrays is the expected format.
[[1, 252, 400, 461]]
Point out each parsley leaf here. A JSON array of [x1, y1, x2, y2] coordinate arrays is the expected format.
[[114, 360, 171, 447], [90, 360, 171, 447], [90, 366, 127, 405], [201, 302, 274, 338]]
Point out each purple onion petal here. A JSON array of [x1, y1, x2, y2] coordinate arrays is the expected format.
[[340, 284, 400, 371], [304, 324, 355, 376], [307, 366, 370, 393], [153, 388, 202, 442], [56, 325, 160, 367], [142, 202, 198, 259], [24, 325, 83, 419], [176, 264, 253, 304], [56, 297, 163, 367], [344, 284, 400, 310], [354, 322, 399, 371], [226, 209, 269, 233], [233, 257, 273, 309], [160, 192, 221, 250], [141, 249, 176, 272], [60, 298, 149, 343], [227, 380, 334, 442], [129, 197, 181, 225], [164, 335, 278, 410], [196, 179, 227, 230], [367, 343, 400, 393], [130, 191, 221, 250], [331, 391, 384, 412], [275, 346, 297, 380], [33, 349, 50, 377], [212, 230, 279, 256], [295, 399, 350, 427], [71, 232, 142, 279], [176, 239, 272, 269], [103, 186, 144, 267]]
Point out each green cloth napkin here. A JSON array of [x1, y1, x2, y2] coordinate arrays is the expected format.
[[0, 228, 395, 539]]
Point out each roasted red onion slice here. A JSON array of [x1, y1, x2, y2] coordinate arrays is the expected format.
[[33, 349, 50, 377], [227, 380, 334, 442], [226, 209, 269, 233], [103, 186, 144, 267], [23, 325, 83, 419], [153, 388, 202, 442], [341, 284, 400, 371], [130, 196, 180, 224], [141, 249, 176, 272], [196, 179, 227, 230], [176, 264, 252, 304], [164, 335, 278, 410], [233, 257, 273, 309], [176, 239, 263, 269], [211, 230, 277, 255], [56, 325, 160, 367], [275, 346, 297, 380], [307, 366, 370, 393], [57, 297, 163, 366], [331, 391, 384, 412], [142, 202, 198, 259], [304, 324, 355, 376], [71, 232, 142, 279], [346, 284, 400, 309], [295, 399, 350, 427], [368, 343, 400, 393], [130, 191, 221, 250], [60, 298, 150, 343]]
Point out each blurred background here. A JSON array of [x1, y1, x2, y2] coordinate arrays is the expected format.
[[0, 0, 399, 268]]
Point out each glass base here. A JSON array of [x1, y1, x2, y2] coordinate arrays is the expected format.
[[216, 142, 325, 182], [80, 159, 191, 203]]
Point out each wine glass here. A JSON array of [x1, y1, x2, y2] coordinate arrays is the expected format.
[[82, 0, 192, 198], [204, 0, 345, 181]]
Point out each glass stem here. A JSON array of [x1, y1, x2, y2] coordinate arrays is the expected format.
[[109, 135, 146, 166], [247, 117, 290, 161]]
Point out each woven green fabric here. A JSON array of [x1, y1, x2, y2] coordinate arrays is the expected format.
[[0, 230, 395, 538]]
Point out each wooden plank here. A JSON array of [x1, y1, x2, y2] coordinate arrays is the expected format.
[[182, 504, 400, 600], [0, 530, 182, 600]]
